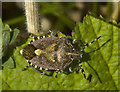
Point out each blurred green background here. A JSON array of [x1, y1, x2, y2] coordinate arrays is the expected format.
[[2, 2, 119, 35]]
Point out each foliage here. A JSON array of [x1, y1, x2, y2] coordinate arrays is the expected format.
[[2, 19, 19, 69], [1, 15, 119, 90]]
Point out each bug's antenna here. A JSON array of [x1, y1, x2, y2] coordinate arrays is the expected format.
[[81, 36, 101, 51]]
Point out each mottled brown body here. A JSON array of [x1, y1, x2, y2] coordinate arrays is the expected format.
[[22, 37, 82, 71], [21, 32, 101, 79]]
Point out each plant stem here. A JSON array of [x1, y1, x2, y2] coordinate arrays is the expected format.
[[25, 2, 41, 35], [111, 2, 118, 20]]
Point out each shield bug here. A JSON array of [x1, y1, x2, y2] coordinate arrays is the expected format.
[[20, 31, 101, 79]]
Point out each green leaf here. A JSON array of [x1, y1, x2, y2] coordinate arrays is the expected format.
[[2, 20, 20, 58], [1, 21, 19, 70], [2, 15, 119, 90], [2, 22, 12, 57], [74, 15, 118, 90], [2, 57, 15, 69], [2, 24, 12, 32], [9, 28, 19, 45], [2, 29, 10, 57]]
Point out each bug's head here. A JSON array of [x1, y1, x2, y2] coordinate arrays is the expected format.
[[20, 44, 36, 60]]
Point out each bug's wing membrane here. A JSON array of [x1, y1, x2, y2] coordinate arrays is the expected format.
[[30, 55, 59, 70], [30, 37, 81, 71]]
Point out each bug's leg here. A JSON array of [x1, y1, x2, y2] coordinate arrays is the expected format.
[[81, 36, 101, 51], [22, 60, 31, 71], [55, 69, 62, 78], [34, 68, 47, 75], [55, 71, 59, 78], [69, 67, 74, 72], [78, 63, 86, 79], [78, 63, 93, 82], [87, 74, 92, 82], [40, 68, 48, 75], [72, 36, 101, 51], [72, 39, 77, 44], [22, 65, 30, 71], [71, 30, 78, 44], [69, 64, 86, 79], [41, 70, 48, 75], [48, 30, 54, 36], [31, 67, 48, 75], [34, 64, 48, 74], [31, 63, 48, 75]]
